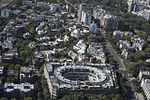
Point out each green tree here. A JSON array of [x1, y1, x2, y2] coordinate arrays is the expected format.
[[0, 98, 8, 100], [112, 94, 124, 100], [11, 98, 17, 100], [24, 97, 32, 100], [14, 64, 21, 70]]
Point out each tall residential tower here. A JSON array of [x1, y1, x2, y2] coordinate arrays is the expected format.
[[128, 0, 135, 12], [78, 3, 88, 23]]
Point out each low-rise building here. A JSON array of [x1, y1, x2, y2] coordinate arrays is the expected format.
[[64, 35, 69, 42], [146, 58, 150, 63], [1, 9, 12, 17], [113, 31, 125, 37], [33, 49, 59, 63], [139, 70, 150, 81], [50, 4, 60, 12], [0, 66, 4, 75], [7, 70, 18, 76], [147, 36, 150, 41], [22, 0, 32, 5], [71, 29, 80, 38], [20, 67, 33, 82], [68, 51, 77, 60], [131, 35, 145, 51], [73, 40, 87, 54], [3, 83, 34, 98], [89, 22, 97, 33], [78, 54, 86, 61], [119, 40, 131, 49], [132, 9, 150, 20], [37, 2, 47, 7], [38, 30, 47, 35], [2, 48, 18, 63], [0, 56, 2, 63], [87, 43, 106, 64], [2, 40, 13, 50], [0, 79, 2, 87], [121, 48, 135, 59]]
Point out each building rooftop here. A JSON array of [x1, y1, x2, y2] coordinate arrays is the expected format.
[[4, 83, 34, 92], [46, 64, 53, 72], [0, 66, 4, 74], [20, 67, 32, 73]]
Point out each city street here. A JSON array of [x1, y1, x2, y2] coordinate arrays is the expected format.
[[101, 30, 142, 100]]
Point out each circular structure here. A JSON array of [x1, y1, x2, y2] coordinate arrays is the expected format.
[[54, 66, 108, 85]]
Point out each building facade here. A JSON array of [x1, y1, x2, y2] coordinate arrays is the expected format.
[[81, 11, 91, 25], [1, 9, 12, 17], [141, 79, 150, 100], [3, 83, 34, 98], [78, 3, 88, 23], [44, 64, 118, 98]]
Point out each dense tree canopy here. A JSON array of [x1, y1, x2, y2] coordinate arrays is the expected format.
[[61, 92, 124, 100]]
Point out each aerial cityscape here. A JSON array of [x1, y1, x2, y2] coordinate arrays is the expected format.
[[0, 0, 150, 100]]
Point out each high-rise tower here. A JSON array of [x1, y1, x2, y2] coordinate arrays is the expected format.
[[128, 0, 135, 12], [78, 3, 88, 23], [147, 0, 150, 5], [81, 11, 91, 25]]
